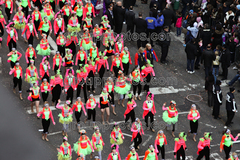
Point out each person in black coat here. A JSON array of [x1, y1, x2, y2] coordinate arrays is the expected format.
[[113, 1, 126, 34], [123, 0, 131, 11], [201, 44, 216, 78], [205, 72, 214, 107], [224, 87, 237, 128], [212, 80, 222, 119], [149, 0, 162, 10], [200, 24, 212, 50], [105, 5, 115, 29], [220, 45, 231, 80], [149, 4, 158, 18], [159, 26, 171, 63], [185, 39, 197, 73], [194, 39, 203, 70], [134, 12, 147, 48], [125, 6, 135, 34], [162, 4, 176, 31]]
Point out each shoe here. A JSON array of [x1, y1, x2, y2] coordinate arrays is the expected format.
[[172, 132, 175, 137], [62, 131, 64, 136], [134, 96, 137, 100], [106, 121, 110, 125], [189, 71, 193, 74], [137, 96, 141, 101], [123, 22, 126, 24], [193, 137, 196, 142], [233, 66, 237, 70], [224, 126, 227, 129], [13, 89, 16, 94], [84, 118, 88, 123], [186, 69, 190, 73], [121, 103, 125, 107], [102, 121, 105, 125], [192, 70, 195, 73], [151, 129, 155, 132], [42, 135, 45, 140], [113, 112, 117, 116], [45, 138, 49, 142]]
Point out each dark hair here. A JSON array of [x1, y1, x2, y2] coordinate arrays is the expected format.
[[138, 12, 142, 17], [131, 65, 139, 73], [129, 6, 133, 10]]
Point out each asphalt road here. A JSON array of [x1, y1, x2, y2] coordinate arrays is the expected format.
[[0, 0, 240, 160]]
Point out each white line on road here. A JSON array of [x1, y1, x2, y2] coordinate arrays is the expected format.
[[199, 122, 217, 129], [233, 140, 240, 144], [122, 132, 132, 137], [142, 134, 153, 146]]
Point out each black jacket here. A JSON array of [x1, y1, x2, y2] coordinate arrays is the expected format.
[[200, 28, 212, 48], [105, 9, 115, 28], [134, 17, 147, 33], [226, 92, 237, 111], [159, 30, 171, 46], [162, 8, 176, 26], [125, 10, 135, 27], [185, 41, 197, 60], [220, 49, 231, 67], [113, 5, 125, 25], [201, 49, 216, 67]]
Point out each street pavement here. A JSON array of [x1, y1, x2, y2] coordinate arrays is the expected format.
[[0, 0, 240, 160]]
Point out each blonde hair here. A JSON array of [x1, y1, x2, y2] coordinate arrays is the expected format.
[[138, 47, 144, 53]]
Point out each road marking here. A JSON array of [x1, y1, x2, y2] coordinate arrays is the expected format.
[[48, 131, 62, 136], [199, 122, 217, 129], [178, 111, 189, 115], [210, 153, 223, 160], [210, 144, 220, 147], [122, 132, 132, 137], [48, 36, 58, 54], [142, 134, 153, 146], [233, 140, 240, 144]]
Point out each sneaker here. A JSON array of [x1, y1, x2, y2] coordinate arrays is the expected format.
[[233, 66, 237, 70], [192, 70, 195, 73], [186, 69, 190, 73], [123, 22, 126, 24], [189, 71, 193, 74], [224, 126, 227, 129]]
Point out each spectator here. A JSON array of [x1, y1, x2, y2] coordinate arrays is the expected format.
[[145, 14, 157, 47], [212, 80, 222, 119], [159, 26, 171, 64], [175, 11, 182, 37], [194, 39, 202, 70], [155, 10, 164, 45], [201, 44, 216, 78], [149, 4, 158, 18], [205, 71, 214, 107], [162, 4, 176, 31], [113, 1, 126, 34], [149, 0, 161, 10], [185, 38, 197, 74], [220, 45, 231, 80], [134, 12, 147, 48], [228, 64, 240, 91], [212, 24, 224, 50], [182, 0, 190, 17], [125, 6, 135, 34], [200, 24, 212, 49], [187, 22, 199, 38], [227, 37, 237, 63], [105, 5, 115, 29], [212, 45, 221, 83]]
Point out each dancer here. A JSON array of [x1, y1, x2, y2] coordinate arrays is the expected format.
[[120, 47, 132, 75], [99, 88, 111, 124], [212, 80, 222, 119], [110, 53, 123, 78], [74, 2, 84, 25], [96, 52, 109, 85], [162, 101, 178, 137], [187, 104, 200, 141], [103, 26, 115, 60], [13, 7, 26, 38], [64, 49, 74, 73], [76, 65, 88, 103], [115, 35, 124, 54], [41, 1, 54, 21], [37, 103, 55, 141], [36, 34, 51, 57], [79, 28, 93, 54], [41, 78, 50, 102], [126, 147, 139, 160], [50, 70, 64, 106], [155, 130, 167, 160], [64, 70, 76, 103], [73, 129, 94, 157], [75, 47, 87, 67], [84, 94, 97, 126], [53, 51, 62, 73], [57, 136, 72, 160], [32, 7, 42, 33], [85, 59, 96, 93], [22, 18, 38, 45], [25, 44, 37, 66], [93, 24, 102, 48], [4, 0, 13, 22], [105, 77, 116, 115], [174, 132, 187, 160], [66, 32, 78, 56], [25, 60, 39, 86], [100, 15, 109, 33], [54, 13, 65, 38], [0, 11, 6, 48], [196, 132, 212, 160], [107, 145, 121, 160], [92, 126, 105, 160], [131, 118, 144, 150], [220, 129, 240, 160], [56, 100, 73, 137], [135, 47, 146, 71], [72, 97, 87, 133], [124, 93, 136, 123], [143, 43, 158, 66], [39, 57, 51, 82], [67, 12, 81, 33], [38, 16, 52, 37], [89, 43, 99, 61], [143, 92, 156, 132], [115, 70, 131, 107], [61, 2, 72, 28], [110, 122, 124, 145], [83, 0, 95, 19], [27, 82, 40, 114], [131, 66, 142, 100], [56, 32, 66, 57], [141, 60, 155, 92], [143, 145, 158, 160], [7, 48, 22, 69], [9, 62, 23, 100], [6, 23, 18, 52]]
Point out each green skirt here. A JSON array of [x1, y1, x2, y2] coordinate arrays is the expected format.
[[162, 111, 178, 124], [58, 114, 73, 124], [114, 83, 131, 95], [36, 44, 51, 56], [110, 136, 123, 145], [26, 75, 38, 84], [57, 152, 72, 160], [14, 22, 25, 29], [91, 140, 103, 152], [67, 24, 81, 33], [82, 40, 92, 50], [73, 142, 92, 156]]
